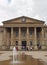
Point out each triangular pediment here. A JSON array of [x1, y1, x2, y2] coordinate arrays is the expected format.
[[3, 16, 45, 24]]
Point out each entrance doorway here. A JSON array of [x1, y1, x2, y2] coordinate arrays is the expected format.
[[22, 41, 27, 50]]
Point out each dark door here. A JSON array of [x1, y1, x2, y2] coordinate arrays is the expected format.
[[22, 41, 27, 50]]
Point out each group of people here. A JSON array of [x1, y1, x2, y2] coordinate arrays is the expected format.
[[14, 43, 41, 51]]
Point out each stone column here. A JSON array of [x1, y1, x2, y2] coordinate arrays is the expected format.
[[27, 27, 29, 46], [3, 28, 7, 45], [19, 27, 21, 45], [41, 27, 44, 45], [34, 27, 37, 45], [11, 27, 13, 45]]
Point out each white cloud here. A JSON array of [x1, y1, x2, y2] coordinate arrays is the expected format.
[[0, 0, 8, 7], [0, 0, 47, 25], [34, 15, 43, 20], [0, 0, 34, 25]]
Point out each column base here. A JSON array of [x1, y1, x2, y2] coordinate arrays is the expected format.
[[0, 45, 47, 51], [2, 45, 7, 50], [41, 45, 46, 50], [10, 45, 14, 50], [34, 45, 38, 50]]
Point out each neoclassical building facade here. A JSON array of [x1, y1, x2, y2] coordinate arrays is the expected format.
[[0, 16, 47, 50]]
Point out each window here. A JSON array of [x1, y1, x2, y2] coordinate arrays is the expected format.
[[16, 41, 18, 46], [30, 41, 32, 46], [29, 31, 32, 35], [37, 33, 39, 37], [22, 31, 26, 36], [16, 31, 18, 36]]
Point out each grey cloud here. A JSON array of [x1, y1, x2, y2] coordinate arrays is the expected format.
[[0, 0, 47, 24], [33, 0, 47, 22]]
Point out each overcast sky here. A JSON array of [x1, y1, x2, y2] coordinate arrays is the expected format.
[[0, 0, 47, 25]]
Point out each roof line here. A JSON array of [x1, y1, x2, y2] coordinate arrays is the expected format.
[[3, 16, 45, 23]]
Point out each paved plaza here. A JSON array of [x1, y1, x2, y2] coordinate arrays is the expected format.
[[0, 51, 47, 65]]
